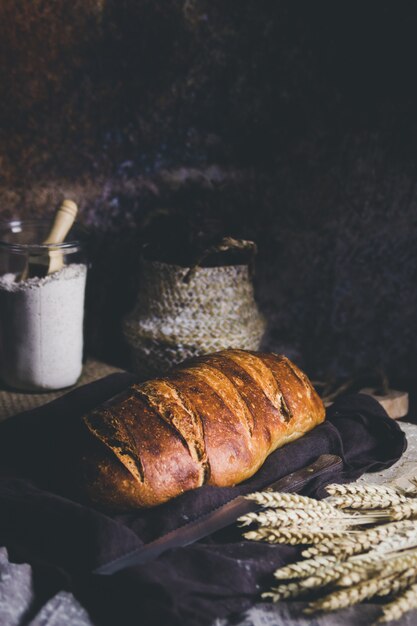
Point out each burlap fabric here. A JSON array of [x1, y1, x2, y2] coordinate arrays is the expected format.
[[123, 259, 266, 377], [0, 359, 123, 422]]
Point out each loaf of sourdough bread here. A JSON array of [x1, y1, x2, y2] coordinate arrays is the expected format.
[[80, 349, 325, 509]]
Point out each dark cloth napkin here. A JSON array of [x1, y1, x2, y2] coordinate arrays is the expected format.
[[0, 375, 407, 626]]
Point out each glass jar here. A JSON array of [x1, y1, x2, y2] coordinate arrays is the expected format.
[[0, 219, 88, 391]]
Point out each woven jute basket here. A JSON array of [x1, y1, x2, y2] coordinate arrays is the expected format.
[[123, 245, 266, 377]]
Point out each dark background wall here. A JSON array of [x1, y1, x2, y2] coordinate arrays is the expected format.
[[1, 1, 416, 384]]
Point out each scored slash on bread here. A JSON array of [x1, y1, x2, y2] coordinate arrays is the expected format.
[[81, 349, 325, 510], [133, 379, 209, 480]]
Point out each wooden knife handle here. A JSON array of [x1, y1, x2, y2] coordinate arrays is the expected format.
[[266, 454, 343, 493]]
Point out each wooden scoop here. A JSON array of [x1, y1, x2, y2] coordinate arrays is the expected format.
[[20, 199, 78, 281]]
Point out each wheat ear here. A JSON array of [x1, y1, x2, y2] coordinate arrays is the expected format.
[[369, 529, 417, 558], [273, 548, 415, 583], [274, 555, 338, 580], [275, 558, 398, 597], [302, 539, 363, 558], [375, 568, 417, 598], [305, 569, 417, 614], [299, 562, 362, 590], [266, 561, 358, 601], [326, 483, 406, 498], [244, 526, 349, 546], [240, 508, 385, 529], [303, 534, 381, 559], [378, 582, 417, 623], [377, 501, 417, 521], [302, 521, 415, 558], [239, 507, 344, 528], [245, 491, 336, 512], [328, 495, 408, 510], [326, 484, 409, 510], [263, 580, 311, 601], [338, 551, 417, 587]]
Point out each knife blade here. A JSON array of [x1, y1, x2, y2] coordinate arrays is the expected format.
[[94, 453, 342, 575]]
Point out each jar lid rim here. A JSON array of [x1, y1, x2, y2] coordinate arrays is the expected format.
[[0, 219, 88, 253]]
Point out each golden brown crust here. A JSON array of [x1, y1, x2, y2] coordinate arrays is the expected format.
[[80, 349, 325, 510], [178, 362, 255, 435], [167, 369, 254, 486], [132, 379, 207, 468], [259, 353, 325, 441], [83, 391, 203, 508]]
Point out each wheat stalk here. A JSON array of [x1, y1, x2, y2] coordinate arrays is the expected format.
[[334, 501, 417, 521], [244, 526, 347, 546], [304, 521, 417, 558], [239, 507, 345, 528], [326, 483, 409, 510], [377, 501, 417, 521], [360, 522, 416, 541], [274, 555, 338, 580], [326, 483, 407, 499], [378, 582, 417, 623], [246, 481, 417, 623], [266, 562, 355, 601], [328, 495, 408, 510], [376, 568, 417, 598], [239, 508, 386, 529], [305, 569, 417, 614], [245, 491, 337, 512], [338, 551, 417, 587], [274, 554, 417, 597], [263, 580, 311, 601], [369, 530, 417, 559], [349, 545, 417, 568], [302, 539, 362, 558], [303, 534, 380, 559], [270, 550, 417, 603], [300, 562, 359, 589], [273, 548, 414, 583]]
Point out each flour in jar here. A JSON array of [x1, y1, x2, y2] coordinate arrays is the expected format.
[[0, 264, 87, 391]]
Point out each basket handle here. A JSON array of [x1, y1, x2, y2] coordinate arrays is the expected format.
[[184, 237, 258, 283]]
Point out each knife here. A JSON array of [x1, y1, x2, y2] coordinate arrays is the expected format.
[[94, 453, 342, 575]]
